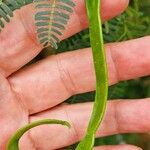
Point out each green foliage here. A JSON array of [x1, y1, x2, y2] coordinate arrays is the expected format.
[[57, 0, 150, 50], [34, 0, 75, 48]]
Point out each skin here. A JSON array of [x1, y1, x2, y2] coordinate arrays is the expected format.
[[0, 0, 149, 149]]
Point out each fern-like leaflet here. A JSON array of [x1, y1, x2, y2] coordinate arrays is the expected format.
[[34, 0, 75, 49], [0, 0, 32, 32], [0, 0, 13, 31]]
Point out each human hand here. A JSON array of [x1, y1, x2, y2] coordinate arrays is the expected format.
[[0, 0, 150, 149]]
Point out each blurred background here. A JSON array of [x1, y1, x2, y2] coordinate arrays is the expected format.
[[33, 0, 150, 149]]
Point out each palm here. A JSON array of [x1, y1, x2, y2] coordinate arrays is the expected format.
[[0, 75, 28, 149], [0, 1, 150, 150]]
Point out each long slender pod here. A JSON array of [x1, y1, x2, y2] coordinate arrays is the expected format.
[[76, 0, 108, 149], [7, 119, 70, 150]]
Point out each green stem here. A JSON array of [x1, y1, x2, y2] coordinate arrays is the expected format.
[[7, 119, 70, 150], [76, 0, 108, 149]]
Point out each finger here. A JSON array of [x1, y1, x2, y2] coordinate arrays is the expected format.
[[0, 0, 129, 77], [9, 36, 150, 114], [19, 99, 150, 149], [94, 145, 142, 150]]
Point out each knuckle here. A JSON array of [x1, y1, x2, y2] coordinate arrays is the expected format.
[[16, 7, 39, 47], [56, 54, 77, 95], [107, 44, 120, 82], [113, 101, 122, 133]]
